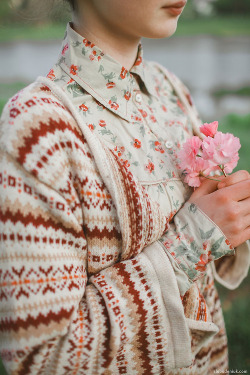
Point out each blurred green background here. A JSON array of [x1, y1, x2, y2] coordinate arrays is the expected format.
[[0, 0, 249, 374]]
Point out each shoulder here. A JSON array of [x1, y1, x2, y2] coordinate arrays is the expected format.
[[145, 60, 193, 104], [0, 79, 93, 185], [0, 79, 85, 158]]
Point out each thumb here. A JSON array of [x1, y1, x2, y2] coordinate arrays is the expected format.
[[189, 177, 220, 201]]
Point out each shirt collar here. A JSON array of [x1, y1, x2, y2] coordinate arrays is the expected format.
[[57, 23, 158, 121]]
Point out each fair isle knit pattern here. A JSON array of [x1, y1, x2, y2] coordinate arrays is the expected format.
[[0, 77, 247, 375]]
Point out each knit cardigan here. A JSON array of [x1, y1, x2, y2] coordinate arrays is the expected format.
[[0, 75, 249, 375]]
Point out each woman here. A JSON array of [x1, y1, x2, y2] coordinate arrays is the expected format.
[[0, 0, 249, 374]]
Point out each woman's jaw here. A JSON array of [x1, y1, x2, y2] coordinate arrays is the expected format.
[[72, 0, 187, 68], [73, 0, 187, 39]]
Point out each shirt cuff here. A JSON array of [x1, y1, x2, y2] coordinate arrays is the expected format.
[[159, 201, 235, 284], [211, 240, 250, 290]]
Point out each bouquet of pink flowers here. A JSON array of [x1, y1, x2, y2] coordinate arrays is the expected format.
[[178, 121, 241, 187]]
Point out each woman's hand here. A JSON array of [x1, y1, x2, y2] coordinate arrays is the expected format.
[[189, 170, 250, 248], [217, 169, 249, 189]]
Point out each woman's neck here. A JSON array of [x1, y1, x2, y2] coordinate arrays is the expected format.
[[72, 5, 141, 70]]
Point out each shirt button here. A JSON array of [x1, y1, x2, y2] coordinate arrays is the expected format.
[[135, 93, 142, 103], [165, 141, 173, 149]]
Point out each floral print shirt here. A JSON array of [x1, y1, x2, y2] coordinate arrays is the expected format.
[[47, 23, 234, 295]]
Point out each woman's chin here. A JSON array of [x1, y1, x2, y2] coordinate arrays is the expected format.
[[143, 19, 179, 39]]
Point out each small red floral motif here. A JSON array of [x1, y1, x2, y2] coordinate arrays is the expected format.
[[109, 100, 119, 110], [195, 251, 213, 272], [124, 91, 131, 101], [83, 39, 95, 48], [62, 43, 69, 55], [162, 105, 167, 112], [70, 64, 78, 75], [120, 67, 128, 80], [225, 239, 233, 249], [121, 159, 130, 168], [164, 238, 173, 249], [150, 115, 157, 123], [106, 82, 116, 89], [114, 146, 125, 157], [177, 99, 186, 113], [155, 141, 164, 154], [203, 241, 208, 250], [67, 78, 74, 84], [131, 115, 142, 122], [99, 120, 106, 127], [88, 124, 94, 131], [134, 56, 142, 66], [133, 139, 141, 149], [47, 69, 55, 80], [79, 104, 88, 112], [139, 109, 147, 118], [145, 161, 155, 173]]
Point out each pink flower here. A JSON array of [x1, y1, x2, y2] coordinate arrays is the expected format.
[[200, 121, 218, 137], [184, 158, 213, 187], [202, 131, 241, 171], [178, 136, 202, 170]]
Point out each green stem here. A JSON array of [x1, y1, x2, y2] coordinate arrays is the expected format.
[[202, 175, 222, 182], [219, 165, 227, 177]]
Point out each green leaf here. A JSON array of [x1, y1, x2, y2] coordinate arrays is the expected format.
[[186, 253, 199, 263], [176, 243, 187, 256], [211, 236, 224, 253], [139, 126, 145, 136], [189, 203, 197, 213], [98, 65, 104, 73], [132, 161, 139, 166], [190, 241, 199, 255], [186, 269, 198, 279], [111, 95, 117, 102], [199, 227, 215, 240], [173, 199, 179, 210], [180, 223, 188, 231], [73, 41, 81, 47]]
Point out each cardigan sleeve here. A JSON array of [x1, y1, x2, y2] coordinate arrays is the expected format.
[[0, 89, 194, 374]]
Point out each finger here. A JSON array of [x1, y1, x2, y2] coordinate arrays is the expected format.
[[239, 197, 250, 216], [219, 179, 250, 202], [190, 177, 219, 200], [243, 215, 250, 230], [236, 226, 250, 247], [218, 170, 249, 189]]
